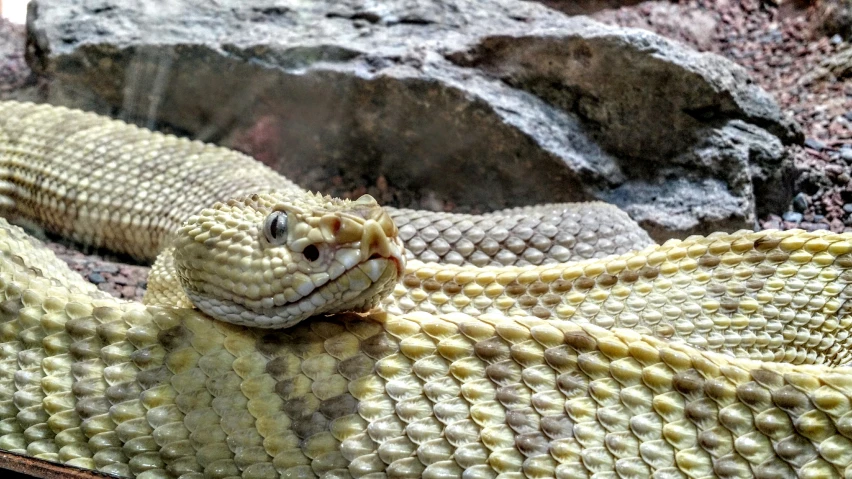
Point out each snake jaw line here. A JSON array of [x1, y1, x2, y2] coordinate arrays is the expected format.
[[186, 255, 400, 328]]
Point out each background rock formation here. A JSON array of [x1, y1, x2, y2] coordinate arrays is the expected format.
[[26, 0, 801, 241]]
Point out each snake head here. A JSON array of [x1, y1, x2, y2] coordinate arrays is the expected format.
[[172, 191, 405, 328]]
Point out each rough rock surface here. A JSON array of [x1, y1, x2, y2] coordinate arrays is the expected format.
[[26, 0, 798, 241], [595, 0, 852, 234]]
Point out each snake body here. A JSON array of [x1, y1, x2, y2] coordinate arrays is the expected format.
[[0, 102, 652, 267], [0, 101, 849, 478]]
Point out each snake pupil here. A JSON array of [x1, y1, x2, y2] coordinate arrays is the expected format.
[[263, 211, 288, 245], [303, 245, 320, 262]]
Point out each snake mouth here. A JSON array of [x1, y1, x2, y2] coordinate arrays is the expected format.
[[380, 252, 405, 277], [184, 243, 406, 329]]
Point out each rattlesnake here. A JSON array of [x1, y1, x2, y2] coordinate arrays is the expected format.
[[0, 101, 849, 478]]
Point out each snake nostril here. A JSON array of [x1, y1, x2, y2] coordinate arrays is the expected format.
[[303, 245, 320, 262]]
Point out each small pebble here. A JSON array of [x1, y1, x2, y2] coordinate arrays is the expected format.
[[762, 214, 782, 230], [792, 192, 808, 212], [844, 204, 852, 213], [804, 138, 825, 151], [832, 34, 843, 45], [119, 285, 137, 299], [87, 272, 106, 284], [844, 112, 852, 122], [801, 222, 830, 231], [783, 211, 803, 223], [814, 214, 825, 221], [841, 149, 852, 162], [92, 264, 120, 274]]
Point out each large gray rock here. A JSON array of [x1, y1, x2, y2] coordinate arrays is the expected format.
[[26, 0, 801, 241]]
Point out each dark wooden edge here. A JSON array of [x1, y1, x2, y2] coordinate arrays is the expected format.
[[0, 450, 118, 479]]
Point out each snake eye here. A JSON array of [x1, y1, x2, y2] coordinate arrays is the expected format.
[[263, 211, 288, 245]]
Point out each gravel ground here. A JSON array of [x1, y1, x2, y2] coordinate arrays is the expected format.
[[0, 0, 849, 303]]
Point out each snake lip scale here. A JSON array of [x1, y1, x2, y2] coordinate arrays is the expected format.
[[186, 255, 403, 329]]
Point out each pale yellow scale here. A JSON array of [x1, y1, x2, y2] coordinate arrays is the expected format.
[[2, 224, 852, 478], [0, 100, 852, 478], [387, 230, 852, 368]]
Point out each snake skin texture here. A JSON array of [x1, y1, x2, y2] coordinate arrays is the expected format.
[[385, 229, 852, 367], [2, 221, 852, 479], [0, 100, 850, 478], [0, 101, 653, 267], [391, 204, 653, 266]]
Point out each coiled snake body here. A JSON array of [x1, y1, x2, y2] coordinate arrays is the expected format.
[[0, 101, 848, 478]]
